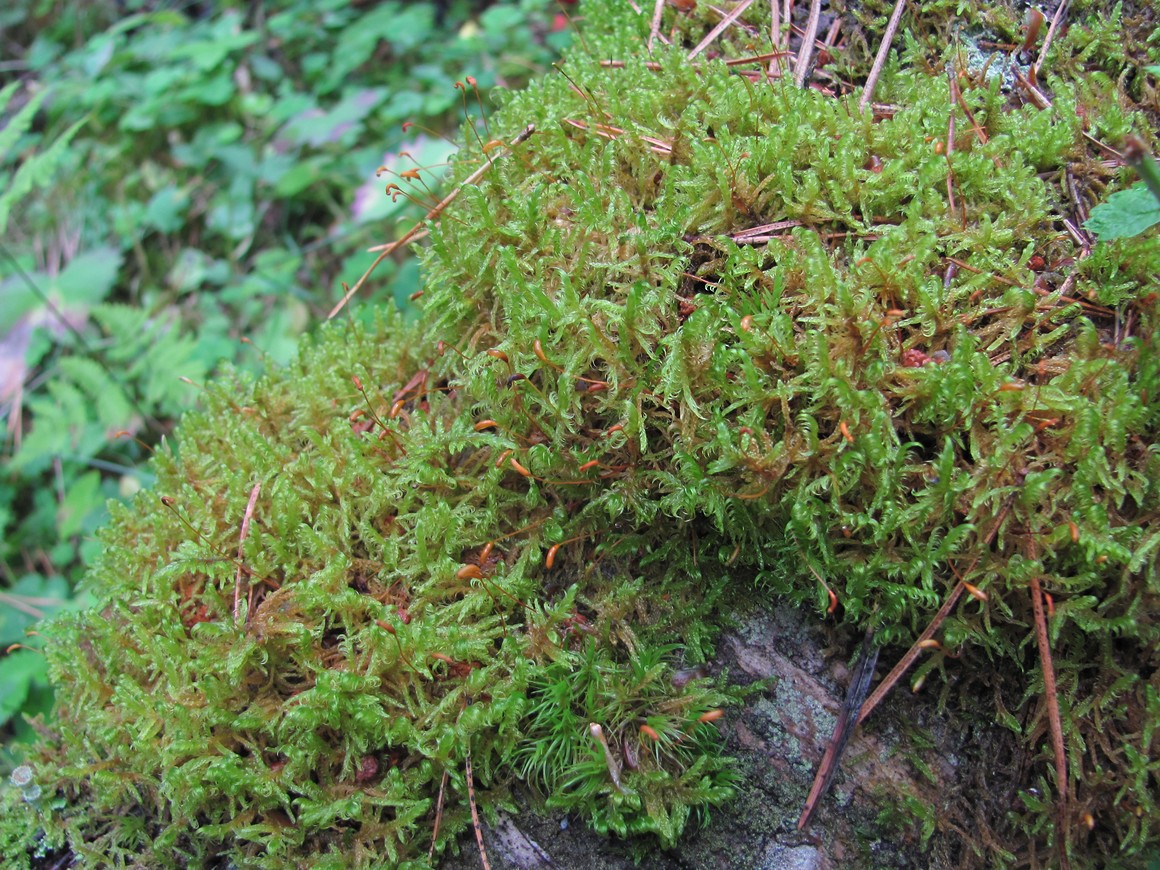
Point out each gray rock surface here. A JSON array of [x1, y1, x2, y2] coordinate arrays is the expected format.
[[441, 600, 1019, 869]]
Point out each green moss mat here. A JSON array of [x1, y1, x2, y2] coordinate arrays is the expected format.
[[4, 1, 1157, 866]]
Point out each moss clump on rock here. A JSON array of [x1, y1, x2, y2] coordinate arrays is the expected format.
[[4, 1, 1158, 867]]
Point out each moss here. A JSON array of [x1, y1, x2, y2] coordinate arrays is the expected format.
[[4, 1, 1158, 866]]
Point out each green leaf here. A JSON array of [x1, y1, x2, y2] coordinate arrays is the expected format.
[[0, 650, 46, 727], [51, 246, 123, 307], [0, 574, 71, 648], [1085, 183, 1160, 241]]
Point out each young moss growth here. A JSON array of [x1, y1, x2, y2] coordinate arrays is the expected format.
[[4, 1, 1157, 867]]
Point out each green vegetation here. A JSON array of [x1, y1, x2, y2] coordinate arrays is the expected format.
[[3, 0, 1158, 867]]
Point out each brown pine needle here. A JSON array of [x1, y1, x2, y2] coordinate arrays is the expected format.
[[465, 747, 491, 870], [859, 0, 908, 113], [647, 0, 665, 52], [1030, 571, 1071, 870], [793, 0, 822, 87], [798, 630, 879, 829], [688, 0, 757, 60], [233, 482, 262, 625]]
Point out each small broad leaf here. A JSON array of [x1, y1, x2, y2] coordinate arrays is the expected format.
[[1084, 183, 1160, 241]]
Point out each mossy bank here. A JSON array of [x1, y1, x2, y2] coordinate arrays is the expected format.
[[3, 1, 1157, 866]]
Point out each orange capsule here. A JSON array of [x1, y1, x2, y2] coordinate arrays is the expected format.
[[1068, 520, 1079, 543], [389, 400, 406, 419], [1044, 592, 1055, 618], [545, 544, 561, 569], [698, 709, 725, 724], [934, 140, 944, 155], [740, 315, 753, 332], [487, 349, 509, 363], [510, 457, 532, 477], [495, 449, 514, 469], [639, 724, 660, 741], [456, 564, 483, 581], [474, 420, 499, 431], [839, 420, 854, 443], [917, 639, 942, 650], [579, 460, 600, 472], [533, 338, 550, 364], [963, 582, 988, 602]]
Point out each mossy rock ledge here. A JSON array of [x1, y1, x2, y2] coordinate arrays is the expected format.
[[5, 1, 1158, 867]]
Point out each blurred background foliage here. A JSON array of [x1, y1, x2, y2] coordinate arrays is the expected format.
[[0, 0, 569, 763]]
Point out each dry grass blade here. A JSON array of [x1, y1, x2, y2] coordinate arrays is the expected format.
[[858, 0, 908, 112], [428, 769, 449, 864], [858, 496, 1016, 726], [688, 0, 757, 60]]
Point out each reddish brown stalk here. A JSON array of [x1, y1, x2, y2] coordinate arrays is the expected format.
[[233, 482, 262, 625], [1029, 569, 1071, 869], [328, 125, 534, 318]]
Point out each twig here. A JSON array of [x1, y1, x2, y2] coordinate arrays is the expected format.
[[858, 0, 908, 113], [792, 0, 821, 88], [234, 482, 261, 625], [688, 0, 757, 60], [328, 125, 534, 319]]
